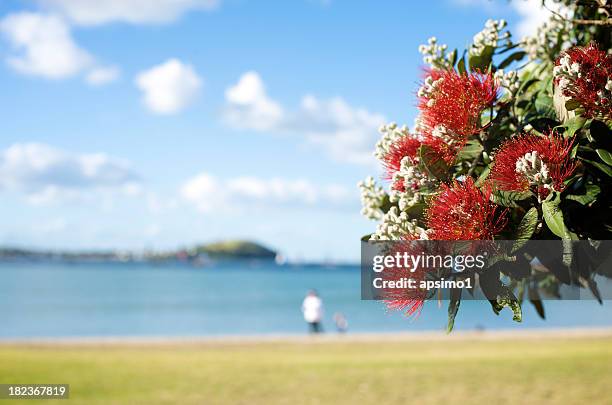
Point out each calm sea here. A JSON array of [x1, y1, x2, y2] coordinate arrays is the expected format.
[[1, 261, 611, 338]]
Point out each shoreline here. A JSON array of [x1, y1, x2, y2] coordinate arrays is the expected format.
[[2, 327, 612, 346]]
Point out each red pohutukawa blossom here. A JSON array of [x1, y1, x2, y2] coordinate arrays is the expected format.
[[384, 292, 424, 318], [489, 133, 576, 199], [417, 69, 498, 160], [425, 178, 507, 240], [421, 131, 459, 164], [383, 135, 422, 179], [554, 43, 612, 120], [382, 133, 446, 194], [380, 240, 429, 317]]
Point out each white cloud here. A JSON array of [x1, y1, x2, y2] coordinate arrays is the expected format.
[[224, 71, 284, 131], [450, 0, 565, 39], [135, 59, 203, 114], [223, 72, 386, 165], [0, 143, 140, 203], [511, 0, 566, 38], [0, 12, 92, 78], [180, 172, 351, 213], [85, 65, 120, 85], [37, 0, 219, 26], [290, 95, 386, 164]]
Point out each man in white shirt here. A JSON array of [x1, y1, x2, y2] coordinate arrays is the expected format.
[[301, 290, 323, 333]]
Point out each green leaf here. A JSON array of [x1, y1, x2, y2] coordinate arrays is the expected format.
[[564, 99, 581, 111], [534, 92, 557, 120], [456, 139, 483, 161], [539, 74, 553, 93], [570, 145, 578, 158], [589, 120, 612, 143], [542, 194, 570, 239], [404, 202, 427, 221], [489, 287, 522, 322], [587, 278, 603, 304], [596, 149, 612, 166], [517, 78, 539, 96], [457, 56, 466, 75], [566, 184, 600, 205], [512, 207, 538, 253], [486, 252, 516, 268], [509, 300, 522, 322], [490, 190, 532, 207], [468, 46, 494, 71], [580, 158, 612, 177], [497, 51, 526, 69], [474, 165, 491, 187], [529, 117, 559, 133], [419, 145, 450, 181], [447, 288, 461, 333], [380, 193, 393, 213], [528, 284, 545, 319], [562, 116, 586, 137]]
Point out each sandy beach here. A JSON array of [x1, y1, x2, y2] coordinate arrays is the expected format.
[[1, 327, 612, 346]]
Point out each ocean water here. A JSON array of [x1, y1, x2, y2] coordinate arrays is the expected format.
[[1, 261, 611, 338]]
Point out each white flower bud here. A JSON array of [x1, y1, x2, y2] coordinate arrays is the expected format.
[[515, 151, 553, 191]]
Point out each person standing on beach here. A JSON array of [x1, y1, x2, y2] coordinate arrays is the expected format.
[[302, 290, 323, 333]]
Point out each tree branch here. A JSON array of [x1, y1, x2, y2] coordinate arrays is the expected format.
[[543, 3, 612, 26], [572, 18, 612, 25], [467, 151, 483, 177]]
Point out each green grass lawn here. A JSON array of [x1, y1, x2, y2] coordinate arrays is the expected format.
[[1, 335, 611, 405]]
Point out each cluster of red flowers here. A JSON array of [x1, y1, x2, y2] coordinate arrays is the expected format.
[[489, 132, 576, 198], [417, 69, 498, 162], [380, 69, 498, 198], [379, 70, 499, 179], [382, 134, 423, 191], [425, 178, 507, 240], [382, 179, 506, 317], [554, 43, 612, 120]]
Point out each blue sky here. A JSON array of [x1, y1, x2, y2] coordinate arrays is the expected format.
[[0, 0, 552, 261]]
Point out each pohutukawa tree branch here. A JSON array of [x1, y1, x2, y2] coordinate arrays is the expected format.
[[360, 5, 612, 331], [543, 3, 612, 26]]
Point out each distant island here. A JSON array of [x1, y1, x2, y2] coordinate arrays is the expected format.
[[0, 240, 278, 264], [192, 240, 277, 259]]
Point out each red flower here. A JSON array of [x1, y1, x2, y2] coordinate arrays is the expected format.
[[384, 296, 424, 318], [422, 126, 463, 164], [379, 240, 428, 317], [417, 69, 498, 160], [426, 178, 506, 240], [489, 133, 576, 198], [382, 133, 446, 194], [383, 135, 422, 179], [554, 43, 612, 120]]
